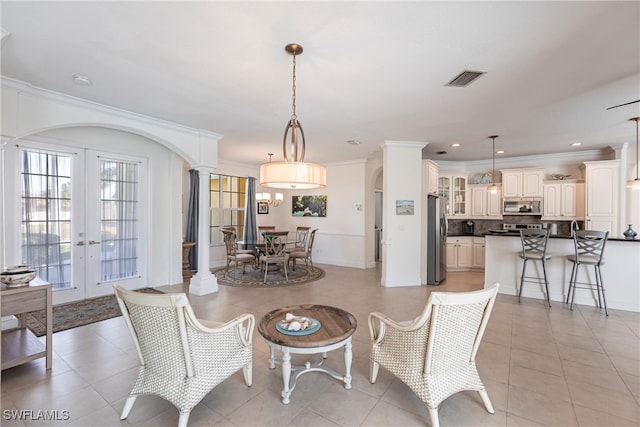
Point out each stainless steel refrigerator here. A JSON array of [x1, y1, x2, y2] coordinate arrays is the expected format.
[[427, 195, 447, 285]]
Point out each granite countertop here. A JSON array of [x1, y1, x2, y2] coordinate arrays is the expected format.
[[447, 233, 486, 238], [483, 232, 639, 242]]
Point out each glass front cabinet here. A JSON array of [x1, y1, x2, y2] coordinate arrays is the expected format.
[[438, 173, 468, 218]]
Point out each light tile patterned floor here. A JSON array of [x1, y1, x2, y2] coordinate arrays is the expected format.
[[2, 265, 638, 426]]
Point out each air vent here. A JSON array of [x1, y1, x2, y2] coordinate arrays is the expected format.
[[436, 150, 447, 155], [446, 70, 486, 87]]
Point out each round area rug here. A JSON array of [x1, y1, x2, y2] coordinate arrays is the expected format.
[[212, 264, 325, 288]]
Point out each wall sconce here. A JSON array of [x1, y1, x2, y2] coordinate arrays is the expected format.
[[256, 192, 283, 207]]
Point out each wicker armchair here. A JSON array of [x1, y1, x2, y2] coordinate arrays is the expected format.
[[369, 284, 499, 427], [114, 285, 254, 427]]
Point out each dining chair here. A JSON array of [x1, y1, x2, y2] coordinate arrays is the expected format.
[[221, 229, 256, 272], [114, 285, 254, 427], [259, 231, 289, 283], [288, 228, 317, 271], [289, 226, 311, 253], [369, 284, 499, 427]]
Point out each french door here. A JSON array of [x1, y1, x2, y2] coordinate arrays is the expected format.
[[15, 142, 147, 304]]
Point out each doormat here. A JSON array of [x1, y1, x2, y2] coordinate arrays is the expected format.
[[212, 265, 325, 288], [24, 287, 163, 337]]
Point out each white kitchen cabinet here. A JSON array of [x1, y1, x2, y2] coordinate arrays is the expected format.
[[472, 237, 485, 270], [501, 168, 545, 198], [542, 181, 584, 220], [469, 184, 502, 219], [446, 237, 472, 270], [583, 160, 619, 234], [438, 173, 468, 218], [423, 160, 439, 196]]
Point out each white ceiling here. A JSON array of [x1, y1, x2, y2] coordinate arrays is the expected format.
[[1, 1, 639, 166]]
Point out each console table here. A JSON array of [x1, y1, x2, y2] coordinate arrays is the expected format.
[[1, 278, 52, 370]]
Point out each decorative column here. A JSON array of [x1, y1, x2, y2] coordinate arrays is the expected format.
[[189, 167, 218, 295], [381, 140, 427, 287]]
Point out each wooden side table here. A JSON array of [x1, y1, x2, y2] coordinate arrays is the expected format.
[[182, 241, 196, 280], [1, 278, 52, 370], [258, 304, 357, 404]]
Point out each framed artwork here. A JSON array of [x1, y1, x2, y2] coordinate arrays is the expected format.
[[257, 201, 269, 214], [292, 195, 327, 217], [396, 200, 414, 215]]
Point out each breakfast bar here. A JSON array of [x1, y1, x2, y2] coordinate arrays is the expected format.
[[484, 234, 640, 312]]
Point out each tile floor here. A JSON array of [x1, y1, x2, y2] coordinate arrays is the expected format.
[[1, 265, 639, 426]]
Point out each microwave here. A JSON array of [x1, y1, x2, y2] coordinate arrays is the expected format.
[[503, 199, 542, 215]]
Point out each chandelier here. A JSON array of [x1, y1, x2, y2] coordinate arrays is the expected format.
[[259, 44, 326, 190]]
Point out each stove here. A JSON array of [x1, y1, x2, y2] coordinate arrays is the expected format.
[[502, 223, 542, 231]]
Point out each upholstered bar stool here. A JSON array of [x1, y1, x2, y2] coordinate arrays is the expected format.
[[518, 229, 552, 307], [566, 230, 609, 316]]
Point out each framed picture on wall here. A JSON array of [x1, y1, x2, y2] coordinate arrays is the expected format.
[[396, 199, 414, 215], [292, 195, 327, 217], [258, 201, 269, 214]]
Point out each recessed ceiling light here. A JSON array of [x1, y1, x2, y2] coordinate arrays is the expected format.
[[346, 139, 362, 146], [72, 74, 92, 86], [451, 143, 460, 147], [496, 150, 505, 154], [570, 142, 582, 146]]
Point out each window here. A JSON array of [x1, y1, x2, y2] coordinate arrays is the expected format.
[[99, 158, 140, 282], [20, 149, 72, 290], [210, 174, 247, 245]]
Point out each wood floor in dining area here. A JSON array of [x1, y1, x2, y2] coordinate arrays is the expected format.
[[1, 265, 638, 426]]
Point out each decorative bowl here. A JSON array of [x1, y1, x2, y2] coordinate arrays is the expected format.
[[1, 270, 37, 286], [4, 264, 32, 273]]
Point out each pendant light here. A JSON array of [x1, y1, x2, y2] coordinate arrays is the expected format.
[[487, 135, 499, 194], [259, 44, 326, 189], [628, 117, 640, 190]]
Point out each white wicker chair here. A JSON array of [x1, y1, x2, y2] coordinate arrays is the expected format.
[[369, 284, 499, 427], [114, 285, 255, 427]]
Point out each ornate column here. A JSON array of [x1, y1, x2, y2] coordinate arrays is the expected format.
[[189, 167, 218, 295]]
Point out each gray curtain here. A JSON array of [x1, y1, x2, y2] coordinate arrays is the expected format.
[[185, 169, 199, 271], [244, 176, 257, 250]]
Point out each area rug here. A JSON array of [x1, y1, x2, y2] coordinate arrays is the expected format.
[[25, 287, 163, 337], [213, 264, 325, 288]]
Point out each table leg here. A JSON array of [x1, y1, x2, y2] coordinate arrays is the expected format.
[[268, 345, 276, 369], [344, 339, 353, 389], [281, 349, 292, 404]]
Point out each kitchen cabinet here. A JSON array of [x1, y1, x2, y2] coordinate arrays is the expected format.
[[446, 237, 472, 270], [472, 237, 485, 270], [501, 168, 544, 198], [542, 180, 584, 220], [438, 173, 468, 218], [423, 160, 439, 196], [582, 160, 619, 234], [469, 184, 503, 219]]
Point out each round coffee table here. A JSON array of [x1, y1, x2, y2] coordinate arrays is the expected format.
[[258, 304, 357, 404]]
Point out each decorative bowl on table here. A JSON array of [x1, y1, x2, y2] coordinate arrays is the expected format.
[[1, 266, 37, 287]]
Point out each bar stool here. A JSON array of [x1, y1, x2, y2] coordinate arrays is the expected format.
[[566, 230, 609, 315], [518, 229, 552, 307]]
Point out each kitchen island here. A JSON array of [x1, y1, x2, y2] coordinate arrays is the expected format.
[[484, 234, 640, 312]]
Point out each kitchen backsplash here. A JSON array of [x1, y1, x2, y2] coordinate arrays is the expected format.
[[448, 217, 583, 236]]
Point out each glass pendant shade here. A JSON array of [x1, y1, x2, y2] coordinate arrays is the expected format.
[[260, 161, 326, 189]]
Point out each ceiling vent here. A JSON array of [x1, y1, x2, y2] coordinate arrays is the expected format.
[[446, 70, 486, 87]]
